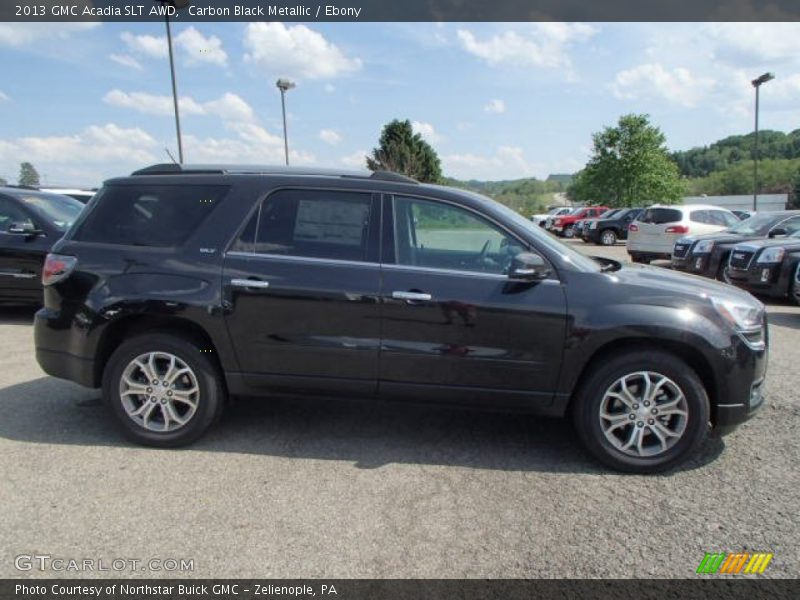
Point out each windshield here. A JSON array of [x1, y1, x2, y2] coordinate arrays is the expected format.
[[13, 192, 84, 231], [727, 213, 793, 236], [598, 209, 620, 219]]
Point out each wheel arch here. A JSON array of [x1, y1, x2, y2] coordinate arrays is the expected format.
[[565, 337, 719, 424]]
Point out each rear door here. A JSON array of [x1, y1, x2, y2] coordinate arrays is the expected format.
[[0, 196, 48, 302], [378, 194, 567, 407], [222, 188, 382, 397]]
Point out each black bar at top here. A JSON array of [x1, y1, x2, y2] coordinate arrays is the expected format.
[[1, 0, 799, 22]]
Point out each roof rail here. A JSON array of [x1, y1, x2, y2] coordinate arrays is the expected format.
[[129, 164, 419, 184], [367, 170, 418, 184]]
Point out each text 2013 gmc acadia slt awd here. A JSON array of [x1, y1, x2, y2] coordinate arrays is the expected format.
[[34, 165, 768, 472]]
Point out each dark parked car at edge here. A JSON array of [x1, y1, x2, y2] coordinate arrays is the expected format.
[[0, 187, 84, 304], [34, 164, 768, 473], [672, 211, 800, 281], [583, 208, 643, 246], [726, 230, 800, 305]]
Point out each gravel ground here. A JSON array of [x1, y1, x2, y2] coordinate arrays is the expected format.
[[1, 239, 798, 579]]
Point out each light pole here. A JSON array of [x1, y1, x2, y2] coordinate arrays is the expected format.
[[276, 78, 296, 166], [751, 72, 775, 211], [158, 0, 191, 163]]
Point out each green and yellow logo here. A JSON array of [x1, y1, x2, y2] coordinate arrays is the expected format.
[[696, 552, 773, 574]]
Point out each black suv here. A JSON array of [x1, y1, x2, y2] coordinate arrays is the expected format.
[[34, 165, 769, 473], [0, 187, 84, 304], [672, 211, 800, 281], [582, 207, 643, 246], [726, 231, 800, 305]]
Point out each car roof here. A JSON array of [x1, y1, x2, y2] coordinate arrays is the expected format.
[[647, 204, 734, 212]]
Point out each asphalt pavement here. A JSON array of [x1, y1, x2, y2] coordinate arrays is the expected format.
[[1, 239, 798, 579]]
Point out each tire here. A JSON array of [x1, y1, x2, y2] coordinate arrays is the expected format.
[[102, 333, 226, 447], [572, 350, 710, 473], [717, 260, 732, 284], [600, 229, 618, 246], [790, 263, 800, 306], [563, 225, 575, 239]]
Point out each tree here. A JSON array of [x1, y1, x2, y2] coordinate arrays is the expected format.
[[367, 119, 442, 183], [0, 176, 6, 186], [18, 162, 40, 187], [570, 114, 683, 207]]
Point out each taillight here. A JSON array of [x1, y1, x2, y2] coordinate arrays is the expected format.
[[42, 253, 77, 286], [628, 223, 638, 232], [665, 225, 690, 234]]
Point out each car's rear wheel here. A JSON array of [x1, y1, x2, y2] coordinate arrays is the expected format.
[[790, 263, 800, 306], [563, 225, 575, 238], [572, 350, 710, 473], [600, 229, 618, 246], [102, 333, 225, 447]]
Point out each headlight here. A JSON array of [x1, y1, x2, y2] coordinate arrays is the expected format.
[[712, 297, 764, 332], [694, 240, 714, 254], [757, 247, 785, 264]]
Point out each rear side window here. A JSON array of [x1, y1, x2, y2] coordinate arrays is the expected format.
[[639, 208, 682, 224], [72, 184, 228, 246], [232, 189, 375, 262]]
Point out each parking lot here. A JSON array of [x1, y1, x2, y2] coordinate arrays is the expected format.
[[1, 239, 798, 579]]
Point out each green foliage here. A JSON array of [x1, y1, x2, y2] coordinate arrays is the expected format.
[[673, 129, 800, 177], [18, 162, 40, 187], [0, 176, 6, 186], [444, 176, 566, 216], [367, 119, 443, 183], [569, 114, 683, 207], [687, 157, 800, 200]]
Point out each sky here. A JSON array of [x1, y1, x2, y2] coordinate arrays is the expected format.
[[0, 21, 799, 186]]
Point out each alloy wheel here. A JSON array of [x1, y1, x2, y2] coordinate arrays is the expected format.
[[598, 371, 688, 458], [119, 352, 200, 432], [601, 230, 617, 246]]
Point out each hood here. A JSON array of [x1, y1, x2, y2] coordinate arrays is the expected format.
[[610, 262, 756, 306], [732, 235, 800, 251]]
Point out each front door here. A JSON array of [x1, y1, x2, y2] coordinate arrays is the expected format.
[[222, 188, 382, 397], [379, 195, 567, 408]]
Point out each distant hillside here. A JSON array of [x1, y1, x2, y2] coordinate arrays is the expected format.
[[444, 175, 569, 215], [672, 129, 800, 178]]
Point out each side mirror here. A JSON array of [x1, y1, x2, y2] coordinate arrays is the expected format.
[[8, 222, 41, 237], [509, 252, 551, 281], [769, 228, 787, 238]]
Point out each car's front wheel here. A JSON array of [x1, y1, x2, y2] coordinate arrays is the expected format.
[[600, 229, 618, 246], [102, 333, 225, 447], [572, 350, 709, 473], [563, 225, 575, 238], [790, 263, 800, 306]]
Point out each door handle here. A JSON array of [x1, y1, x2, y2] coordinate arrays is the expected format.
[[231, 278, 270, 289], [392, 291, 432, 301]]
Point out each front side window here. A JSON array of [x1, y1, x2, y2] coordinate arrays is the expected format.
[[233, 189, 374, 262], [15, 192, 83, 231], [0, 197, 34, 231], [72, 184, 228, 246], [393, 196, 524, 275]]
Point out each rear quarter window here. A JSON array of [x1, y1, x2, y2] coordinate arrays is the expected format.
[[72, 184, 228, 246], [638, 208, 682, 224]]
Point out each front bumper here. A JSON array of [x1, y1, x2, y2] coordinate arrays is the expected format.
[[727, 265, 786, 298]]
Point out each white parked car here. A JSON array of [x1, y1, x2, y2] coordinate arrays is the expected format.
[[627, 204, 740, 264], [531, 206, 571, 228]]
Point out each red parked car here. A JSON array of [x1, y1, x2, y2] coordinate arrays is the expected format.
[[551, 206, 610, 238]]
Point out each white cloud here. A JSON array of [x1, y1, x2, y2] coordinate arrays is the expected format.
[[443, 146, 545, 180], [612, 64, 715, 108], [324, 83, 336, 94], [705, 23, 800, 64], [0, 91, 9, 102], [457, 23, 596, 69], [411, 121, 443, 144], [120, 31, 167, 59], [484, 99, 506, 114], [340, 150, 368, 169], [0, 124, 158, 175], [243, 23, 362, 79], [109, 54, 143, 71], [103, 90, 255, 123], [175, 26, 228, 67], [120, 28, 227, 66], [319, 129, 342, 145], [0, 23, 98, 47]]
